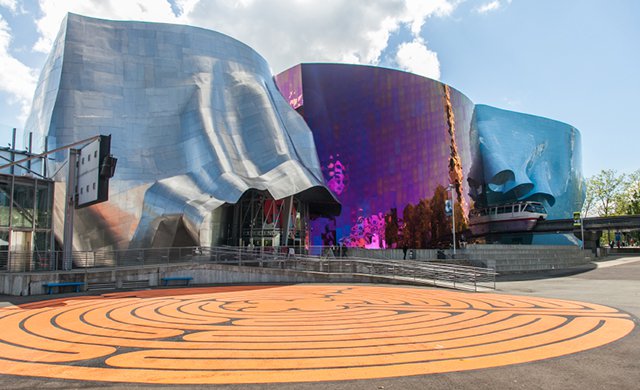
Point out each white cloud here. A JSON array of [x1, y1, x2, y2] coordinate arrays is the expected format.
[[395, 38, 440, 79], [32, 0, 456, 73], [0, 15, 38, 123], [476, 1, 501, 14], [405, 0, 454, 34], [0, 0, 457, 126], [0, 0, 17, 12], [179, 0, 456, 72]]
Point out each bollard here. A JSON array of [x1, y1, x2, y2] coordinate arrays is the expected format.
[[453, 268, 456, 289]]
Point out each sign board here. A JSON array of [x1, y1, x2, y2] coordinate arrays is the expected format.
[[573, 212, 581, 227], [76, 135, 116, 209], [445, 199, 453, 216]]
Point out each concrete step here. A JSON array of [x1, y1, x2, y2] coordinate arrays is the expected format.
[[122, 279, 149, 289], [87, 281, 116, 291]]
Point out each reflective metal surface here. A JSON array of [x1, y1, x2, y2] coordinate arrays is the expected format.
[[471, 104, 585, 220], [26, 14, 337, 250], [24, 13, 583, 251], [275, 65, 585, 247], [275, 64, 476, 249]]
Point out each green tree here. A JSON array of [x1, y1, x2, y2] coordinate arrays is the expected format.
[[589, 169, 625, 217], [582, 178, 597, 217], [625, 188, 640, 215], [615, 169, 640, 215], [587, 169, 628, 245]]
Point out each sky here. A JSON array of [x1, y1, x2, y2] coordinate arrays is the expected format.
[[0, 0, 638, 178]]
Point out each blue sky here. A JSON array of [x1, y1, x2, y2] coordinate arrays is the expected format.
[[0, 0, 637, 178]]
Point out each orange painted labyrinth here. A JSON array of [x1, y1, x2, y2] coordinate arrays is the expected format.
[[0, 285, 635, 384]]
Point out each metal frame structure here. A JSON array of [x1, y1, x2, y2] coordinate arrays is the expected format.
[[1, 135, 111, 270], [0, 134, 55, 272], [230, 189, 310, 252]]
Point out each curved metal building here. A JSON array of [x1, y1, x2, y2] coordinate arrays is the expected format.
[[25, 14, 584, 251], [275, 64, 476, 248], [275, 64, 585, 247], [470, 105, 585, 221], [26, 14, 339, 251]]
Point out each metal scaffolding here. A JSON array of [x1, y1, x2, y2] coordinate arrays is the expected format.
[[230, 190, 310, 252]]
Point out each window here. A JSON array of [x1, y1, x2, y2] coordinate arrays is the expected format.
[[533, 204, 546, 213], [0, 181, 10, 227], [12, 182, 34, 228], [35, 184, 51, 228]]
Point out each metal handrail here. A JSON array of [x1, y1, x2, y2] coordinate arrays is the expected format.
[[0, 246, 496, 291]]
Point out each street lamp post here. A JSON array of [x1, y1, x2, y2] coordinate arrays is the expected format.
[[581, 216, 585, 250], [573, 211, 585, 250], [448, 184, 456, 257]]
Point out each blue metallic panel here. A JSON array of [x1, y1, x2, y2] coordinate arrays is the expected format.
[[470, 105, 585, 220]]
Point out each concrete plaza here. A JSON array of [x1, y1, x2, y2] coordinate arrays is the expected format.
[[0, 256, 638, 389]]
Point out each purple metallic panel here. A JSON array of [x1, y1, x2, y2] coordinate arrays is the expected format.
[[274, 64, 304, 110], [276, 64, 476, 248]]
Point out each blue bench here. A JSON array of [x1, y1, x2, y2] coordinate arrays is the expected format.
[[43, 282, 85, 295], [161, 276, 193, 286]]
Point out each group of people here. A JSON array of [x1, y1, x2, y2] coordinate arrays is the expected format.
[[609, 232, 636, 248], [609, 239, 635, 248]]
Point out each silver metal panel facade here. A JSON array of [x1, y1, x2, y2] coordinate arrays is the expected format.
[[26, 14, 336, 250]]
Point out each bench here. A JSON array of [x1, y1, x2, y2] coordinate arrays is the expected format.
[[43, 282, 85, 295], [161, 276, 193, 286]]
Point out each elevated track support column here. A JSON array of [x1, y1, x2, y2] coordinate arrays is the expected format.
[[62, 149, 79, 271]]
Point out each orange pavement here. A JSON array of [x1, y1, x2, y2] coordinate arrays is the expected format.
[[0, 285, 634, 384]]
